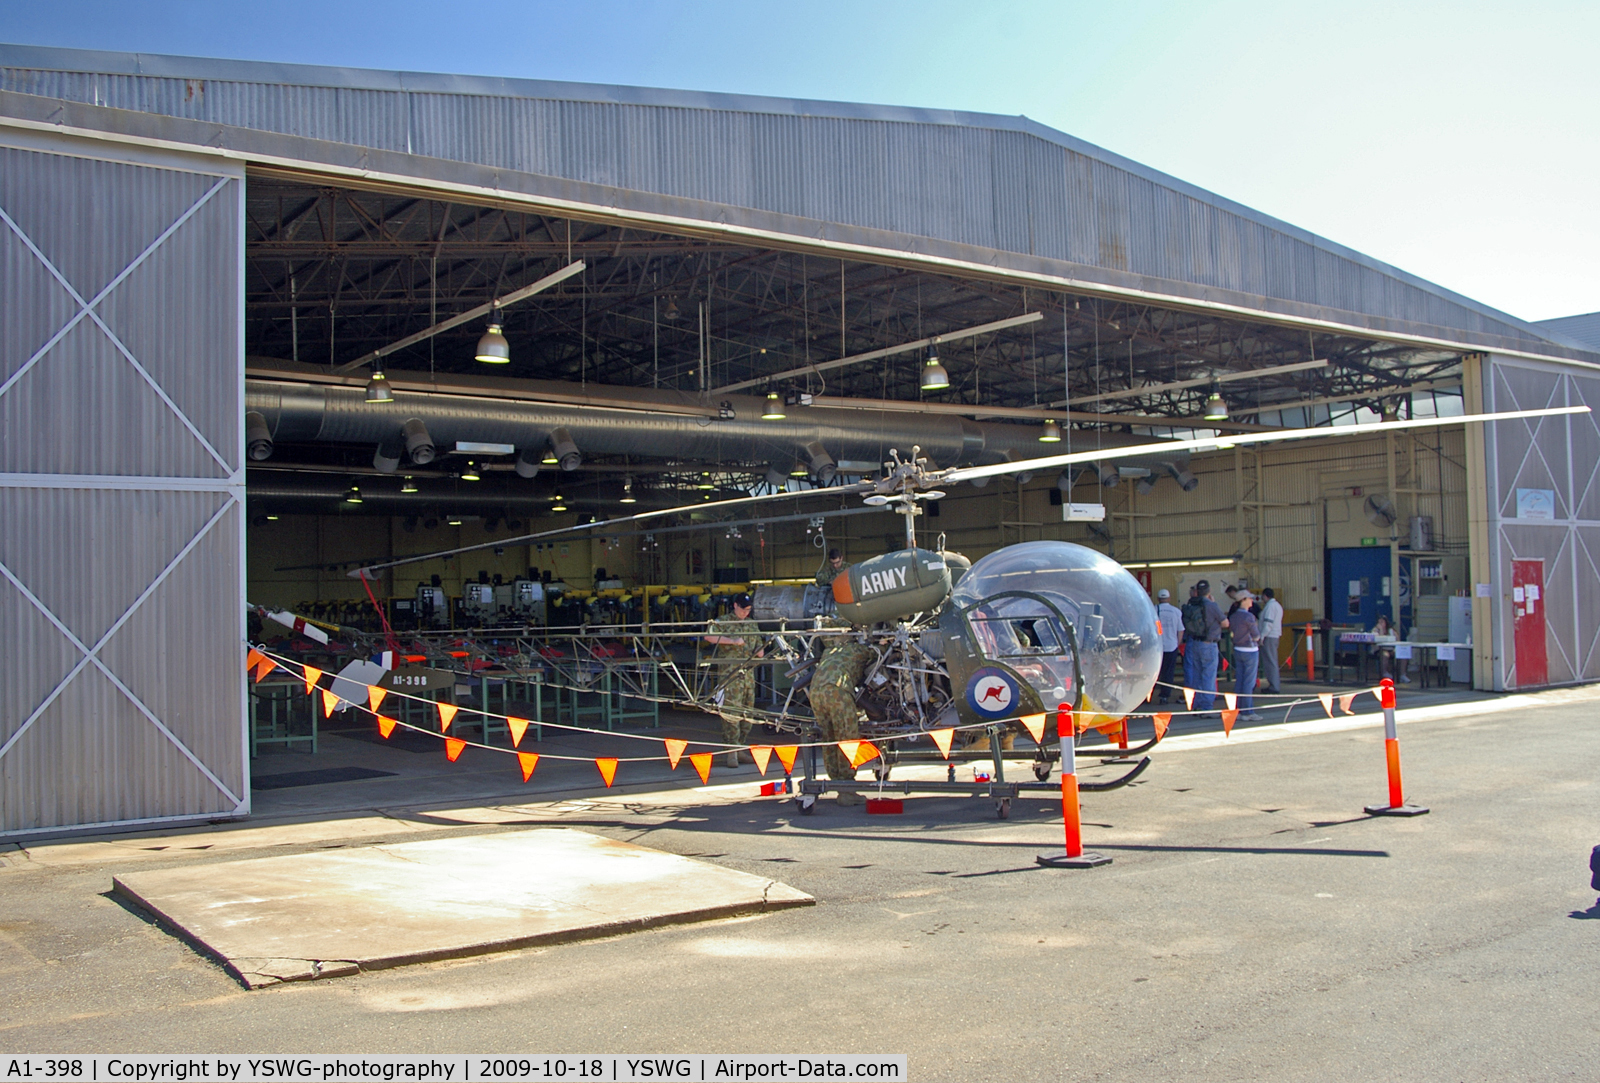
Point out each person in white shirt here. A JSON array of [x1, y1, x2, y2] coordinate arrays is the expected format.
[[1154, 588, 1183, 704], [1258, 587, 1284, 694]]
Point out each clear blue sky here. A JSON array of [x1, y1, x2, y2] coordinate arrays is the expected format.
[[3, 1, 1595, 322]]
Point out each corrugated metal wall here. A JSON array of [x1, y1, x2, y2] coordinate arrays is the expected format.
[[0, 57, 1552, 349], [0, 127, 246, 837], [1483, 355, 1600, 689]]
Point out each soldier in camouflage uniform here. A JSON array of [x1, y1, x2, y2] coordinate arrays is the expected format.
[[704, 593, 762, 767], [815, 548, 848, 588], [808, 640, 876, 800]]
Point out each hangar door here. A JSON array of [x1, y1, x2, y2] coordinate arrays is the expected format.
[[0, 127, 247, 837]]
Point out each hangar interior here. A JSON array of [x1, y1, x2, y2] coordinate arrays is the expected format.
[[2, 44, 1597, 837]]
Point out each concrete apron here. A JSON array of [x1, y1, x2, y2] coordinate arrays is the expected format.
[[113, 828, 811, 989]]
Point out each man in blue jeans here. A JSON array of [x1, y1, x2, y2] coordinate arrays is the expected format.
[[1230, 590, 1264, 722], [1181, 580, 1227, 713]]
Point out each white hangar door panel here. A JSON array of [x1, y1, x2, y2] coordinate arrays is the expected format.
[[0, 126, 247, 837]]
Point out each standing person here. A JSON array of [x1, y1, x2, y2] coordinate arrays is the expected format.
[[1230, 590, 1263, 721], [1258, 587, 1284, 694], [1155, 588, 1183, 704], [807, 640, 877, 806], [815, 548, 848, 587], [704, 593, 762, 767], [1181, 580, 1228, 713]]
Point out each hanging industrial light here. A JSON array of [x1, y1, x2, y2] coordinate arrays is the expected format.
[[475, 306, 511, 363], [762, 391, 786, 420], [400, 476, 419, 493], [364, 366, 394, 403], [447, 514, 463, 526], [1202, 383, 1229, 421], [696, 472, 715, 490], [790, 460, 809, 477], [345, 485, 363, 504], [1039, 418, 1062, 443], [460, 461, 481, 482], [551, 492, 568, 512], [663, 298, 681, 321], [921, 345, 950, 391], [620, 476, 637, 504]]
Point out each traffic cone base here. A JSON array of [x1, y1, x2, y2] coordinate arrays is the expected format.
[[1364, 802, 1430, 816], [1036, 850, 1113, 868]]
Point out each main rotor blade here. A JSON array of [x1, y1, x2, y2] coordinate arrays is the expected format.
[[349, 480, 873, 578], [943, 406, 1590, 483]]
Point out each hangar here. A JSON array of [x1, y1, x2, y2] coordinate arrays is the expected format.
[[1, 44, 1597, 838]]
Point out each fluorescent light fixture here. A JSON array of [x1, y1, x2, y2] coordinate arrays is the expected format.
[[455, 441, 515, 455], [265, 514, 280, 521], [1148, 560, 1190, 568]]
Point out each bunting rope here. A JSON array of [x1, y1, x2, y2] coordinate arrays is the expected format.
[[247, 645, 1383, 788]]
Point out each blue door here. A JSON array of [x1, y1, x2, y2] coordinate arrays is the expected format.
[[1327, 547, 1393, 630]]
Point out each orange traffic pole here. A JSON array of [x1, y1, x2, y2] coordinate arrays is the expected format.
[[1364, 678, 1429, 817], [1304, 622, 1315, 681], [1039, 703, 1112, 868]]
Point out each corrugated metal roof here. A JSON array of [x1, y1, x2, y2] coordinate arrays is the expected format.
[[0, 43, 1584, 359], [1535, 312, 1600, 353]]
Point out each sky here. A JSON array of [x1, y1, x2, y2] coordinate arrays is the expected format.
[[2, 0, 1595, 323]]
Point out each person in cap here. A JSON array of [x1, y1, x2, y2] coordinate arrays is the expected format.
[[1154, 588, 1182, 704], [1180, 579, 1228, 714], [1230, 590, 1264, 721], [704, 593, 762, 766]]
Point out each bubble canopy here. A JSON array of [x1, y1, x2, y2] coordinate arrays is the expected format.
[[950, 541, 1161, 722]]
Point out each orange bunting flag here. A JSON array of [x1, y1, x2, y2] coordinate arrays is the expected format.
[[663, 738, 688, 769], [367, 686, 387, 713], [517, 751, 539, 782], [1223, 692, 1238, 711], [246, 648, 264, 673], [928, 727, 955, 759], [749, 746, 773, 776], [689, 752, 714, 784], [1221, 709, 1239, 736], [1339, 693, 1356, 715], [302, 665, 322, 696], [437, 702, 459, 732], [1153, 713, 1172, 741], [1019, 713, 1047, 744], [254, 657, 277, 682], [320, 689, 340, 718], [1319, 693, 1335, 718], [849, 740, 880, 768], [1182, 687, 1195, 710], [837, 740, 862, 765], [1371, 686, 1386, 701], [774, 745, 799, 773], [445, 737, 467, 762], [595, 758, 619, 787], [507, 717, 530, 748], [376, 715, 398, 739]]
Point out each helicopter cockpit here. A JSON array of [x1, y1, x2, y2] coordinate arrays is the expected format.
[[949, 541, 1162, 727]]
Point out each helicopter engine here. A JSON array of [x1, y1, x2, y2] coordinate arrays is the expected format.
[[832, 547, 953, 625]]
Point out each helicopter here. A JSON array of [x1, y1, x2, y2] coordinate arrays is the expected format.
[[344, 403, 1586, 816]]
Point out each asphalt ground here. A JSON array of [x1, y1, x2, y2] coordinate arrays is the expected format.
[[2, 686, 1597, 1081]]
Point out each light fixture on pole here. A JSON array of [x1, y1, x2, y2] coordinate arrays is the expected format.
[[620, 476, 637, 504], [921, 345, 950, 391], [1039, 418, 1062, 443], [762, 391, 786, 420], [400, 476, 418, 493], [460, 461, 481, 482], [1203, 383, 1229, 421], [474, 306, 511, 364], [364, 366, 394, 403]]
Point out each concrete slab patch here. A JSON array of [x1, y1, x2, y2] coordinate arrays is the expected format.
[[112, 828, 812, 987]]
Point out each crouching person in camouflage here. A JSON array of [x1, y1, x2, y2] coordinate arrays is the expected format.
[[808, 640, 876, 806], [704, 593, 762, 767]]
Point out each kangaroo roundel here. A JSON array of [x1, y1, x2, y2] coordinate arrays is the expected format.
[[966, 667, 1019, 718]]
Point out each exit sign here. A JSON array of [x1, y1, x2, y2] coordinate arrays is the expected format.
[[1360, 537, 1378, 546]]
